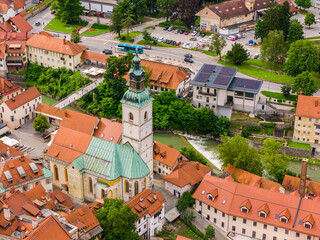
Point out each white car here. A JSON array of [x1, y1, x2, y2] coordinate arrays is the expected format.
[[182, 42, 192, 49], [158, 37, 164, 43], [209, 34, 214, 39], [200, 39, 208, 43], [191, 31, 197, 36]]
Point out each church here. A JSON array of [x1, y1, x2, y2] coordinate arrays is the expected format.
[[45, 53, 154, 202]]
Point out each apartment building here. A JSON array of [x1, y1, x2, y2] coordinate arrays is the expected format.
[[191, 64, 262, 119], [193, 174, 320, 240], [0, 86, 41, 129], [293, 95, 320, 144], [0, 77, 22, 104], [26, 33, 87, 71], [126, 189, 166, 239]]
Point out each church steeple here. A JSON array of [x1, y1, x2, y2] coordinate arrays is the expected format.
[[129, 53, 145, 93]]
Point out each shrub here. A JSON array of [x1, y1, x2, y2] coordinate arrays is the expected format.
[[130, 38, 134, 43], [241, 128, 252, 138], [92, 23, 110, 29], [120, 35, 126, 40], [260, 122, 276, 128], [246, 125, 261, 133]]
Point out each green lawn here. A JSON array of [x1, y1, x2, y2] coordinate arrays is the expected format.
[[219, 59, 295, 84], [198, 49, 218, 56], [41, 95, 85, 113], [137, 40, 178, 48], [298, 9, 309, 15], [82, 28, 109, 36], [44, 18, 88, 34], [245, 58, 283, 71], [117, 31, 142, 42], [287, 140, 311, 150], [261, 91, 298, 102]]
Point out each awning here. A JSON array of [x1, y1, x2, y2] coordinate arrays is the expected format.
[[1, 136, 19, 146], [0, 125, 9, 136], [165, 207, 180, 222]]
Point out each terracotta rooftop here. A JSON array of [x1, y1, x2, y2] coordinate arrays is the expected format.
[[26, 34, 87, 56], [0, 21, 14, 32], [4, 86, 40, 111], [6, 40, 27, 54], [0, 140, 23, 159], [163, 160, 212, 188], [0, 77, 21, 97], [223, 164, 282, 191], [0, 2, 10, 13], [193, 175, 320, 237], [19, 9, 28, 17], [93, 118, 122, 143], [50, 190, 75, 210], [282, 175, 320, 196], [254, 0, 296, 12], [207, 0, 251, 19], [9, 14, 33, 32], [0, 31, 31, 41], [126, 189, 166, 219], [81, 50, 110, 63], [0, 43, 5, 58], [12, 0, 25, 10], [35, 103, 66, 119], [153, 141, 184, 168], [295, 95, 320, 119], [25, 215, 72, 240], [176, 236, 192, 240], [66, 204, 100, 233]]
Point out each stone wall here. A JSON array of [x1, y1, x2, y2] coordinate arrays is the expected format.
[[24, 1, 53, 20], [281, 147, 312, 158]]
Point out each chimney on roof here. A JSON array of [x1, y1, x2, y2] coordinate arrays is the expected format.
[[10, 186, 14, 194], [179, 162, 183, 169], [64, 36, 66, 45], [32, 217, 38, 229], [168, 144, 173, 148], [6, 147, 10, 157], [21, 226, 26, 238], [316, 101, 318, 107], [139, 197, 143, 202], [3, 204, 10, 221], [154, 194, 157, 200], [299, 158, 308, 197], [196, 162, 200, 170]]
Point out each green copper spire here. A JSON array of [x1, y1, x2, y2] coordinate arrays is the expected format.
[[121, 53, 153, 107]]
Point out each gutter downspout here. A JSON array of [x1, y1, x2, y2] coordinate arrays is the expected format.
[[292, 196, 303, 228]]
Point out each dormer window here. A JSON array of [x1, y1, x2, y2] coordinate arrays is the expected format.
[[241, 207, 248, 213], [280, 216, 288, 223], [279, 209, 291, 223], [259, 211, 267, 218], [208, 195, 213, 201], [240, 199, 252, 213], [207, 189, 218, 200], [303, 214, 314, 229], [304, 223, 312, 229]]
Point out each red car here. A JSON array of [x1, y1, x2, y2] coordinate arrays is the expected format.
[[184, 31, 189, 35], [176, 41, 181, 45], [51, 10, 56, 14]]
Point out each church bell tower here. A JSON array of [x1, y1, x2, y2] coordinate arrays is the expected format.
[[121, 53, 154, 188]]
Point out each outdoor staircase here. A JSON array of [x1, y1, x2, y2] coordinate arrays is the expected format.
[[274, 129, 284, 138]]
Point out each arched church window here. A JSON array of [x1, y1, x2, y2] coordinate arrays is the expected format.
[[144, 111, 148, 120], [125, 180, 129, 193], [134, 181, 139, 195], [129, 112, 134, 121], [89, 177, 93, 193]]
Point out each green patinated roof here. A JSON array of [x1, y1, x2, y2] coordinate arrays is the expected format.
[[42, 168, 53, 178], [121, 89, 154, 108], [97, 181, 109, 188], [0, 183, 5, 194], [72, 137, 150, 181]]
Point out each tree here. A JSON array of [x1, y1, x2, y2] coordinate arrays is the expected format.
[[180, 147, 208, 166], [176, 191, 195, 213], [159, 0, 177, 22], [205, 225, 215, 240], [284, 40, 319, 76], [292, 71, 317, 96], [288, 19, 304, 43], [261, 30, 286, 63], [70, 29, 80, 43], [142, 30, 153, 42], [305, 13, 316, 29], [260, 139, 290, 183], [226, 43, 248, 65], [281, 85, 292, 98], [217, 135, 263, 176], [184, 209, 196, 224], [296, 0, 311, 9], [254, 19, 263, 40], [122, 10, 136, 41], [33, 113, 50, 132], [209, 34, 226, 60], [51, 0, 84, 23], [177, 0, 201, 28], [96, 198, 140, 240], [111, 9, 124, 37]]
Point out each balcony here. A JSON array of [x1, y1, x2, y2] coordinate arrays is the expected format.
[[7, 60, 23, 66], [199, 90, 216, 96], [224, 101, 234, 107]]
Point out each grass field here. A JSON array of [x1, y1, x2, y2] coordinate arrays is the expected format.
[[219, 59, 295, 84], [261, 91, 298, 101], [245, 58, 283, 71], [41, 95, 84, 113], [82, 28, 109, 35], [117, 31, 142, 42], [287, 140, 311, 150], [44, 18, 88, 34]]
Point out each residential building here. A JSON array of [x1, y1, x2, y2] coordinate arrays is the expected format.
[[223, 164, 285, 193], [191, 64, 262, 119], [0, 0, 26, 23], [7, 14, 32, 33], [66, 204, 103, 239], [81, 0, 118, 17], [0, 77, 22, 104], [193, 174, 320, 240], [0, 141, 53, 194], [0, 86, 41, 129], [153, 141, 187, 176], [126, 189, 166, 239], [293, 95, 320, 144], [196, 0, 296, 34], [311, 0, 320, 7], [26, 33, 87, 71], [163, 160, 212, 198]]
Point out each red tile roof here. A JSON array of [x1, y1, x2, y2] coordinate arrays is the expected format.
[[66, 204, 100, 232], [93, 118, 122, 143], [0, 31, 31, 41], [163, 160, 212, 188], [9, 14, 33, 32], [126, 189, 166, 219], [224, 164, 283, 191], [0, 77, 21, 96], [207, 0, 251, 19], [35, 103, 66, 119], [19, 9, 28, 17], [13, 0, 25, 10], [0, 141, 23, 159], [295, 95, 320, 119], [153, 141, 185, 168], [254, 0, 296, 12], [282, 175, 320, 196], [176, 236, 191, 240], [50, 190, 75, 210], [193, 175, 320, 237], [81, 50, 110, 63], [25, 215, 72, 240], [0, 21, 14, 32], [0, 2, 10, 14], [6, 40, 27, 54], [27, 34, 87, 56], [4, 86, 40, 111]]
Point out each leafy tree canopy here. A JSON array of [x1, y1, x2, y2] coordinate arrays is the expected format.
[[205, 225, 215, 240], [33, 113, 50, 132], [51, 0, 84, 23], [292, 71, 317, 96], [70, 29, 80, 43], [176, 192, 195, 213], [304, 13, 316, 28], [226, 43, 248, 65], [288, 19, 304, 43], [260, 30, 286, 63], [209, 34, 226, 60]]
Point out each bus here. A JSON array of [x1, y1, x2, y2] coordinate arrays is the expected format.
[[117, 44, 144, 54]]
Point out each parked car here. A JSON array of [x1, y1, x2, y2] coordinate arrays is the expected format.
[[174, 29, 179, 34], [218, 35, 224, 39], [196, 32, 201, 36], [192, 31, 197, 36], [246, 51, 250, 57], [163, 27, 169, 30], [158, 37, 164, 42], [176, 41, 182, 46], [184, 57, 193, 63], [184, 31, 189, 35], [184, 54, 193, 58], [103, 49, 113, 55], [189, 37, 197, 41], [171, 41, 176, 45], [180, 30, 185, 34], [51, 10, 56, 14], [209, 34, 214, 39], [35, 22, 41, 26], [227, 36, 236, 41], [254, 53, 259, 59], [53, 33, 60, 37], [200, 33, 206, 37], [182, 42, 192, 49], [143, 45, 152, 50], [168, 26, 174, 31], [200, 38, 208, 43]]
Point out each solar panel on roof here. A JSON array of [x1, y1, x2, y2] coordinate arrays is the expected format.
[[195, 72, 210, 83], [214, 75, 231, 85], [201, 64, 216, 73], [219, 67, 236, 76], [234, 79, 261, 90]]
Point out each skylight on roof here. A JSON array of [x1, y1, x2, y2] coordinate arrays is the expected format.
[[17, 166, 26, 178], [215, 6, 219, 9], [201, 190, 205, 195], [239, 6, 242, 8], [222, 200, 226, 205], [29, 163, 39, 174], [219, 10, 222, 13], [263, 2, 266, 4], [232, 7, 236, 10], [4, 171, 13, 182], [225, 9, 229, 11]]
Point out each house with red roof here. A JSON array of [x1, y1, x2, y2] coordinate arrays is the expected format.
[[126, 189, 166, 239], [0, 77, 22, 104], [293, 94, 320, 144], [0, 86, 41, 129], [0, 0, 26, 23], [163, 160, 212, 198], [193, 175, 320, 240]]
